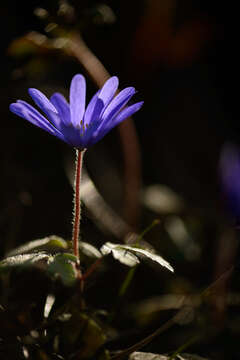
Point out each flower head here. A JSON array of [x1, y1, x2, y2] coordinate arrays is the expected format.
[[10, 74, 143, 149]]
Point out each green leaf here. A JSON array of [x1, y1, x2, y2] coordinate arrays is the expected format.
[[0, 252, 51, 273], [8, 36, 40, 57], [100, 242, 174, 272], [98, 350, 111, 360], [61, 312, 106, 358], [129, 353, 209, 360], [129, 353, 168, 360], [7, 235, 68, 257], [174, 355, 209, 360], [101, 242, 139, 267], [47, 253, 78, 286], [79, 241, 102, 258]]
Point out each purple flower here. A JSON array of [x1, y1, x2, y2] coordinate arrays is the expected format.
[[10, 74, 143, 149], [219, 143, 240, 219]]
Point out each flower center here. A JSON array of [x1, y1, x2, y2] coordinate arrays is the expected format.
[[79, 120, 90, 137]]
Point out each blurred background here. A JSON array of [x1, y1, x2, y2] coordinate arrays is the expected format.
[[1, 1, 240, 359]]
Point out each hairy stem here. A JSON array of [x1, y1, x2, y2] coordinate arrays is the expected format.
[[72, 148, 84, 261]]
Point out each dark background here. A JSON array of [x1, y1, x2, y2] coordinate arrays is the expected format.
[[1, 1, 240, 359]]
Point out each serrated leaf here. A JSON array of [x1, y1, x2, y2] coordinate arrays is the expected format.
[[100, 242, 174, 272], [47, 253, 78, 286], [0, 252, 51, 273], [7, 235, 68, 257], [101, 243, 139, 267]]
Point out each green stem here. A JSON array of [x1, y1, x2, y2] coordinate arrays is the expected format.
[[169, 335, 200, 360], [136, 219, 160, 244], [118, 266, 137, 297]]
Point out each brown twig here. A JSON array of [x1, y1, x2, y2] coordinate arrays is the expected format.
[[110, 309, 184, 360], [110, 264, 236, 360]]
